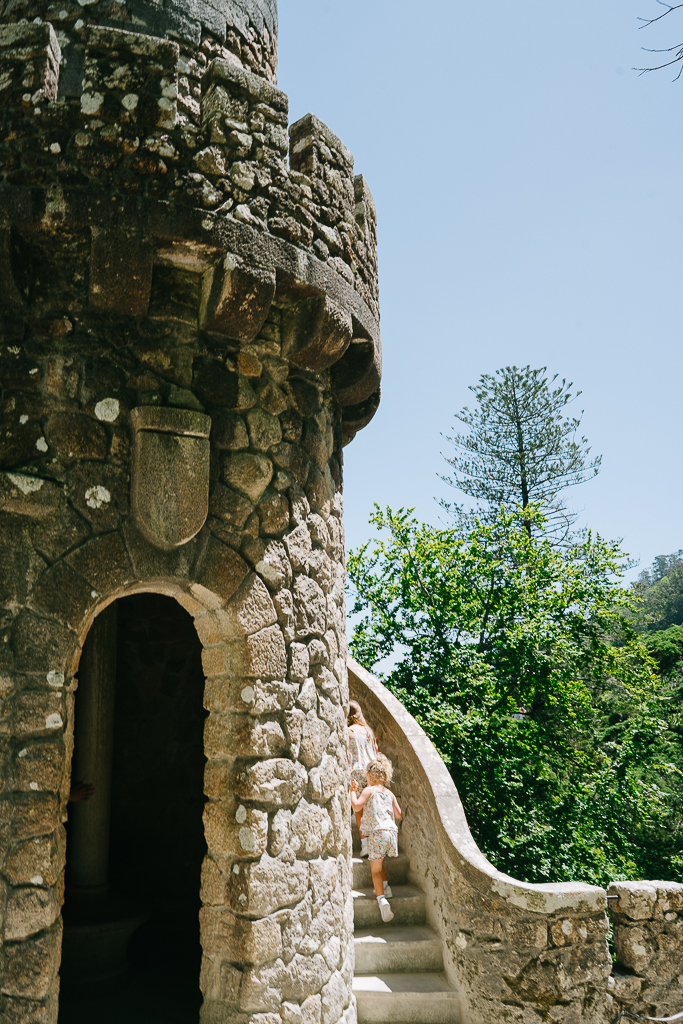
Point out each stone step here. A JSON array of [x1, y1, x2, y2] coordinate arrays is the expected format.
[[354, 924, 444, 974], [353, 885, 426, 929], [352, 854, 410, 889], [352, 972, 459, 1024]]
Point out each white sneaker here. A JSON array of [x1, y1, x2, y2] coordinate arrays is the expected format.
[[383, 882, 393, 899], [359, 837, 369, 858], [377, 896, 394, 923]]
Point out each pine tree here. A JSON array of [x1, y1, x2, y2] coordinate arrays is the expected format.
[[441, 365, 601, 541]]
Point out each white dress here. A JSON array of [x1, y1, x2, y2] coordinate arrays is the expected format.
[[349, 724, 377, 788]]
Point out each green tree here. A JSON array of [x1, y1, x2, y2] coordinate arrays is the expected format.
[[441, 365, 601, 542], [349, 505, 682, 885], [631, 551, 683, 631], [647, 623, 683, 675]]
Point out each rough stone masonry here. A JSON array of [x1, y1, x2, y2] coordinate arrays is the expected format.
[[0, 0, 381, 1019]]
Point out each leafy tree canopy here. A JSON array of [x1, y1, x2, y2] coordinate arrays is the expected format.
[[631, 550, 683, 632], [441, 365, 600, 543], [647, 624, 683, 676], [349, 506, 682, 886]]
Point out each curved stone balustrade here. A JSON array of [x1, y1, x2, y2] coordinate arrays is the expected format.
[[348, 657, 683, 1023]]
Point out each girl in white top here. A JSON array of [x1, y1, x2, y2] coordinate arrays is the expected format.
[[348, 700, 378, 858], [351, 754, 402, 923]]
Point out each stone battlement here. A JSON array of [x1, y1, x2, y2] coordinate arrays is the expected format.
[[0, 20, 378, 319], [0, 20, 381, 443]]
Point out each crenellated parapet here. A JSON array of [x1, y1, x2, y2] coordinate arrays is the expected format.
[[0, 19, 380, 443]]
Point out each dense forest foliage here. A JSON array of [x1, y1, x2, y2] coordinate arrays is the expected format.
[[348, 509, 683, 888], [632, 550, 683, 632]]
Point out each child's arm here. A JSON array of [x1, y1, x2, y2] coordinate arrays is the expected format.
[[392, 793, 402, 820], [351, 779, 371, 811]]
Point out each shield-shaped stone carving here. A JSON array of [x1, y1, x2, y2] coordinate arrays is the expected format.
[[130, 407, 211, 550]]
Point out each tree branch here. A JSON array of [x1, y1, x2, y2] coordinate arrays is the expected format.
[[638, 1, 683, 28], [635, 44, 683, 78], [637, 3, 683, 78]]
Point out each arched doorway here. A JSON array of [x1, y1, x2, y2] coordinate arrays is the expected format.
[[58, 594, 207, 1023]]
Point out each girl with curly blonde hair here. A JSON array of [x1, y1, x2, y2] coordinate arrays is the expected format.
[[351, 754, 402, 923]]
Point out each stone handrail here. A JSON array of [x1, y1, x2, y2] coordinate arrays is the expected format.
[[348, 656, 606, 912], [348, 657, 616, 1023], [348, 657, 683, 1021]]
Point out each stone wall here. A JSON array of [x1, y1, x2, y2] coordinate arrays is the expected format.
[[0, 20, 381, 446], [348, 659, 683, 1024], [0, 310, 359, 1022], [0, 0, 278, 84], [0, 0, 379, 1016], [607, 880, 683, 1019]]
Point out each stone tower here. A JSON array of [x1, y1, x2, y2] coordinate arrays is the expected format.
[[0, 0, 381, 1018]]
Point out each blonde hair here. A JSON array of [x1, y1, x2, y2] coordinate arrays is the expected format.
[[347, 699, 377, 749], [366, 753, 393, 785]]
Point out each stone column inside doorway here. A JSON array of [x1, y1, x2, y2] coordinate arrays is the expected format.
[[60, 603, 146, 987], [67, 603, 117, 897]]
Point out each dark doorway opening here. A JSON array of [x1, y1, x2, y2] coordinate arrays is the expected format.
[[58, 594, 207, 1024]]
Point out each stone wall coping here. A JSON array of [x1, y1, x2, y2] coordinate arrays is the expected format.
[[290, 113, 353, 169], [348, 657, 607, 915], [0, 21, 61, 62], [203, 55, 287, 112], [609, 880, 683, 895], [130, 407, 212, 437], [607, 879, 683, 920], [85, 23, 180, 57]]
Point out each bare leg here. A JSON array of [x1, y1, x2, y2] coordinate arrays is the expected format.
[[355, 809, 365, 836], [370, 859, 384, 897]]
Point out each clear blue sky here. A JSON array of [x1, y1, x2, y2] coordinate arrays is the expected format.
[[278, 1, 683, 580]]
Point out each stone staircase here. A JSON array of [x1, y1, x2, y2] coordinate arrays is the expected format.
[[351, 825, 459, 1024]]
